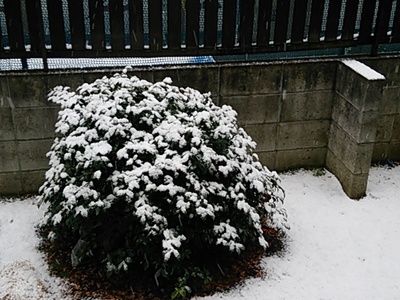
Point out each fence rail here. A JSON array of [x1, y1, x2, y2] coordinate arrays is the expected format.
[[0, 0, 398, 68]]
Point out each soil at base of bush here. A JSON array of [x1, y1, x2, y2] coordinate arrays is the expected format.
[[38, 228, 285, 300]]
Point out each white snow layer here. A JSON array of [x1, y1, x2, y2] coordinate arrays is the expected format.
[[0, 199, 70, 300], [1, 166, 400, 299], [342, 59, 385, 81]]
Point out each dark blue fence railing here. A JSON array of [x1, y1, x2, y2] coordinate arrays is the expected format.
[[0, 0, 398, 69]]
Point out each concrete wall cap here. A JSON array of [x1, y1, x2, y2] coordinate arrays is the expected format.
[[342, 59, 385, 81]]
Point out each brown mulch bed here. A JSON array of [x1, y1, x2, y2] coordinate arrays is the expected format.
[[38, 228, 285, 300]]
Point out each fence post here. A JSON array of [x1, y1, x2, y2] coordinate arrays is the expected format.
[[35, 0, 48, 71], [371, 0, 385, 56]]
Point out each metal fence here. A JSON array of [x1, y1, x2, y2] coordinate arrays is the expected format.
[[0, 0, 398, 69]]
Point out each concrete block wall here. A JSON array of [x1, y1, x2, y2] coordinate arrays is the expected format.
[[361, 58, 400, 162], [219, 62, 336, 171], [0, 58, 399, 198], [326, 61, 385, 198]]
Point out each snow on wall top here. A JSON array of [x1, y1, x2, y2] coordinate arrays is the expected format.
[[342, 59, 385, 81]]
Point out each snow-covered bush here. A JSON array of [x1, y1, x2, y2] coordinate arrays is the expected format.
[[38, 71, 288, 296]]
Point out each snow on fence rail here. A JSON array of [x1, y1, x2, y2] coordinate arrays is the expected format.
[[0, 0, 399, 70]]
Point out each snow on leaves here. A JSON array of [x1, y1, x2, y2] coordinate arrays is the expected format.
[[38, 71, 288, 278]]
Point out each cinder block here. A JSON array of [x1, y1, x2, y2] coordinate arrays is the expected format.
[[21, 170, 46, 194], [7, 74, 48, 108], [47, 72, 85, 93], [336, 63, 384, 112], [14, 107, 59, 140], [372, 143, 390, 162], [276, 120, 330, 150], [220, 64, 282, 96], [326, 149, 368, 199], [281, 91, 333, 122], [0, 108, 15, 141], [332, 94, 380, 143], [0, 76, 11, 108], [18, 139, 52, 171], [389, 142, 400, 161], [221, 94, 279, 125], [242, 124, 277, 152], [381, 86, 400, 115], [282, 62, 337, 92], [375, 115, 394, 142], [328, 123, 374, 174], [256, 151, 276, 171], [154, 66, 220, 98], [0, 172, 22, 195], [0, 141, 19, 172], [391, 115, 400, 141], [362, 58, 400, 86], [275, 147, 327, 171]]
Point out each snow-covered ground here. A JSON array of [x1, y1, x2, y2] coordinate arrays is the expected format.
[[1, 166, 399, 300]]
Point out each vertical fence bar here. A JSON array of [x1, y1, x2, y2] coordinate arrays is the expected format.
[[89, 0, 106, 51], [0, 0, 9, 50], [391, 0, 400, 41], [286, 0, 295, 43], [168, 0, 181, 49], [67, 0, 85, 51], [325, 0, 341, 42], [239, 0, 254, 48], [20, 0, 31, 51], [148, 0, 162, 51], [371, 0, 380, 36], [387, 0, 397, 35], [129, 0, 144, 50], [199, 0, 205, 47], [40, 0, 51, 49], [257, 0, 271, 46], [320, 0, 330, 41], [342, 0, 359, 41], [162, 0, 167, 48], [181, 0, 186, 48], [359, 0, 376, 43], [274, 0, 290, 45], [61, 0, 72, 49], [83, 0, 92, 49], [204, 0, 217, 48], [122, 0, 130, 49], [222, 0, 237, 49], [303, 0, 313, 42], [251, 0, 259, 45], [47, 0, 67, 51], [216, 0, 223, 47], [308, 0, 324, 42], [291, 0, 307, 44], [185, 0, 199, 48], [142, 0, 149, 49], [354, 0, 364, 38], [337, 0, 347, 39], [103, 0, 111, 49], [269, 0, 277, 45], [234, 0, 241, 47], [110, 0, 125, 51]]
